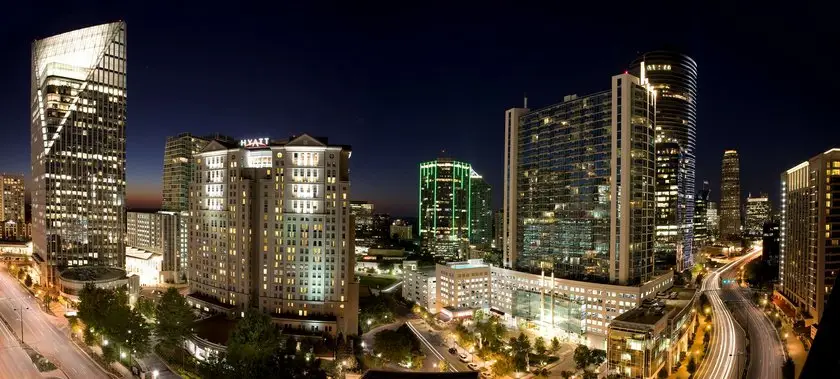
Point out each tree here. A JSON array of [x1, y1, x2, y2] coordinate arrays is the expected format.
[[124, 309, 152, 357], [492, 354, 515, 377], [154, 288, 195, 351], [589, 349, 606, 367], [226, 309, 284, 377], [560, 371, 574, 379], [703, 331, 711, 346], [687, 357, 697, 374], [782, 358, 795, 379], [550, 336, 561, 354], [438, 360, 448, 372], [136, 297, 156, 320], [534, 336, 547, 358], [574, 344, 591, 370], [17, 268, 26, 280], [24, 274, 33, 287], [582, 371, 598, 379]]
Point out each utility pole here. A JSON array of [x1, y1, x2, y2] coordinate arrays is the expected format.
[[13, 304, 28, 344]]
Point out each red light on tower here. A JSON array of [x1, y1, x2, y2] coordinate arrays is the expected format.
[[624, 70, 628, 74]]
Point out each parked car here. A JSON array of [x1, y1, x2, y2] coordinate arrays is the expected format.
[[448, 347, 458, 355], [467, 363, 480, 371], [480, 372, 493, 379], [459, 353, 469, 362]]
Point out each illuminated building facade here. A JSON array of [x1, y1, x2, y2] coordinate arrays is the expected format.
[[419, 158, 473, 259], [720, 150, 742, 240], [654, 142, 682, 270], [694, 180, 711, 247], [631, 51, 698, 272], [126, 211, 183, 282], [187, 134, 359, 336], [706, 201, 719, 241], [779, 149, 840, 324], [745, 193, 771, 238], [30, 22, 127, 285], [0, 174, 26, 240], [503, 73, 656, 285], [350, 200, 375, 249], [470, 173, 493, 246]]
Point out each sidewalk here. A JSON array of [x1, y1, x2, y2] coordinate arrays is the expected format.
[[781, 330, 806, 378], [670, 316, 709, 379]]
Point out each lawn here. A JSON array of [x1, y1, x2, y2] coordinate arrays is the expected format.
[[358, 275, 397, 289]]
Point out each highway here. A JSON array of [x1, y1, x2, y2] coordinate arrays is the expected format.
[[694, 252, 750, 379], [0, 265, 110, 379], [721, 250, 783, 379], [0, 312, 41, 379]]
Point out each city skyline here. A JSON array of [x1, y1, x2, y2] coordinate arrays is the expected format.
[[1, 4, 837, 218]]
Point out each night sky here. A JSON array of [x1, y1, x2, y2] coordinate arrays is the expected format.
[[1, 2, 836, 217]]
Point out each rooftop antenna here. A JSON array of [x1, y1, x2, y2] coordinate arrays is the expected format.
[[524, 93, 528, 109]]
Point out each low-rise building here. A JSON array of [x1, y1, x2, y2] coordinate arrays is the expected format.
[[436, 259, 491, 313], [402, 261, 436, 311], [125, 247, 163, 286], [607, 288, 697, 378]]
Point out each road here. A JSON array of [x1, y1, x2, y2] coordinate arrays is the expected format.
[[0, 266, 110, 379], [720, 250, 783, 379], [694, 253, 750, 379], [0, 312, 41, 379]]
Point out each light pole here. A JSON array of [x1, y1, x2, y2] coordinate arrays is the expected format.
[[12, 304, 29, 344]]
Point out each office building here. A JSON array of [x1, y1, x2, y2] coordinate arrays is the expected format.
[[493, 208, 504, 249], [436, 259, 492, 313], [30, 22, 128, 286], [607, 288, 696, 378], [350, 201, 375, 249], [503, 73, 656, 285], [0, 174, 26, 240], [653, 142, 682, 270], [745, 193, 771, 238], [706, 201, 719, 242], [779, 149, 840, 325], [402, 261, 436, 311], [126, 247, 163, 286], [419, 158, 473, 259], [186, 134, 359, 336], [631, 51, 699, 272], [389, 219, 413, 241], [372, 213, 391, 243], [470, 173, 492, 246], [164, 134, 211, 212], [694, 181, 711, 248], [720, 150, 742, 241], [126, 211, 183, 283], [762, 219, 780, 266]]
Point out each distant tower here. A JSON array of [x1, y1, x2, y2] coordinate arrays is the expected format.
[[720, 150, 742, 240]]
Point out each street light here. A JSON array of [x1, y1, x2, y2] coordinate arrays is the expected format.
[[12, 304, 29, 343], [152, 370, 159, 379], [367, 319, 372, 326], [102, 339, 109, 346]]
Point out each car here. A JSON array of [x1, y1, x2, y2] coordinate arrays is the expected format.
[[467, 363, 480, 371], [480, 372, 493, 379], [448, 347, 458, 355], [458, 353, 469, 362]]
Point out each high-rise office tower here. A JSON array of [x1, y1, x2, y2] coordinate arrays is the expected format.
[[164, 133, 213, 211], [31, 22, 127, 285], [745, 193, 771, 238], [694, 180, 711, 248], [469, 172, 492, 246], [419, 158, 472, 259], [350, 201, 375, 249], [0, 174, 26, 240], [187, 134, 359, 335], [503, 73, 656, 285], [707, 201, 719, 242], [720, 150, 742, 241], [653, 142, 682, 268], [631, 51, 698, 271], [779, 149, 840, 324], [493, 208, 504, 249]]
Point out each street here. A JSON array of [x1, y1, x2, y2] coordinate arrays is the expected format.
[[0, 265, 110, 379], [693, 252, 750, 379], [721, 250, 783, 379], [0, 313, 41, 379]]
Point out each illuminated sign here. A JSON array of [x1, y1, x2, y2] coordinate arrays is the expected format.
[[240, 137, 270, 148]]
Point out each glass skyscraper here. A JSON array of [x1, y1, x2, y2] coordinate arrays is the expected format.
[[30, 22, 127, 284], [504, 73, 656, 285], [469, 173, 493, 246], [419, 158, 473, 259], [631, 51, 698, 271], [720, 150, 742, 240]]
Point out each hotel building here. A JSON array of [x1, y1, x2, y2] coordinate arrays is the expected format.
[[30, 22, 128, 285], [187, 134, 359, 336], [779, 148, 840, 326]]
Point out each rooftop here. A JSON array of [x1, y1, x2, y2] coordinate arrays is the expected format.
[[613, 287, 696, 326], [193, 315, 237, 345], [59, 267, 126, 282]]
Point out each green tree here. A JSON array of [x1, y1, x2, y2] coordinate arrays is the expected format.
[[226, 309, 284, 377], [136, 297, 156, 320], [687, 357, 697, 374], [560, 371, 574, 379], [574, 344, 591, 370], [24, 274, 33, 287], [582, 371, 598, 379], [492, 354, 515, 377], [550, 336, 561, 354], [372, 325, 421, 364], [101, 345, 119, 364], [590, 348, 606, 367], [534, 336, 547, 358], [124, 310, 152, 357], [154, 288, 195, 351]]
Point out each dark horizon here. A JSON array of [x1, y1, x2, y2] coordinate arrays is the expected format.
[[2, 2, 838, 218]]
